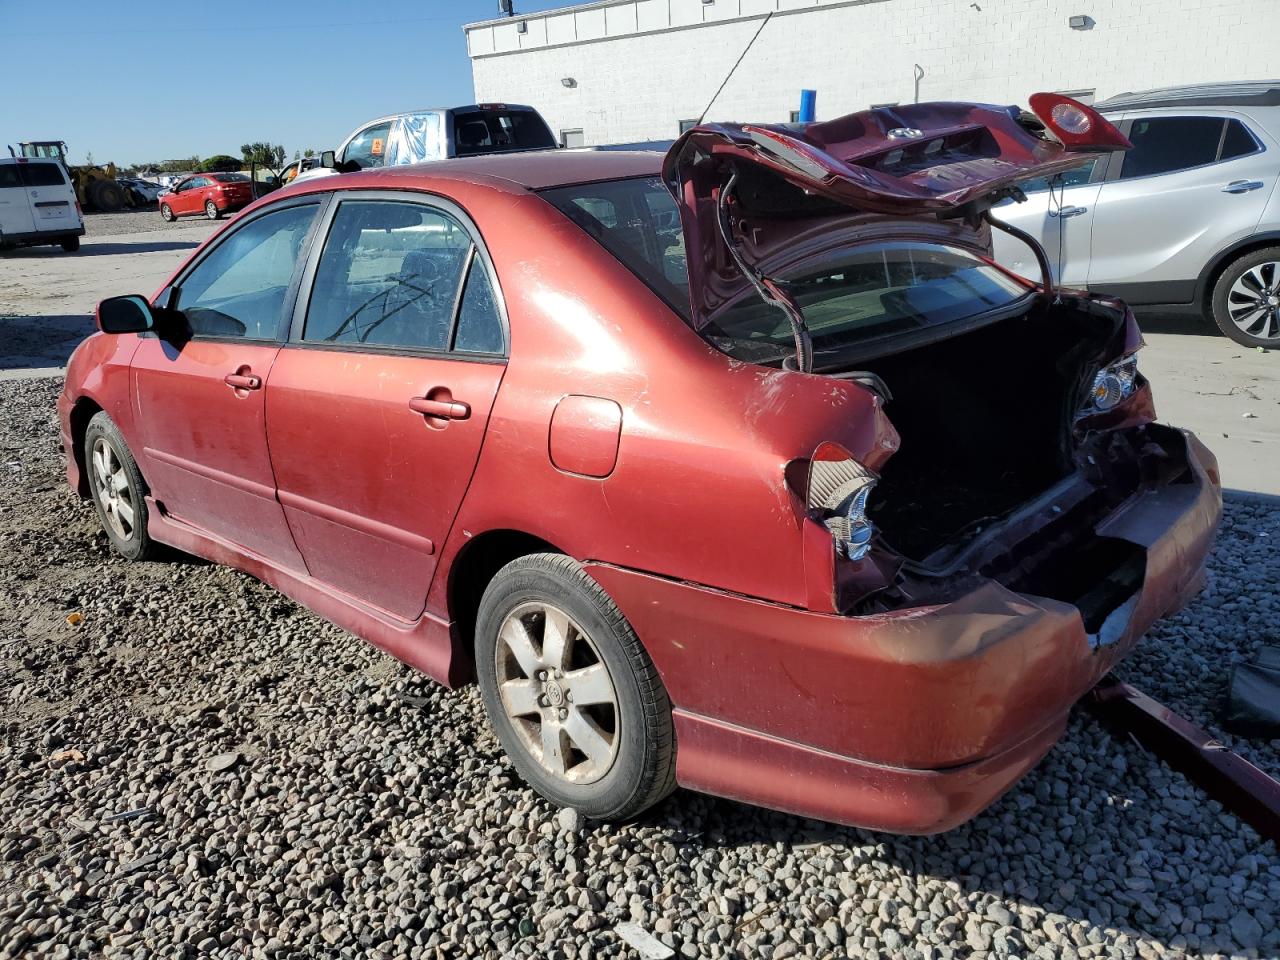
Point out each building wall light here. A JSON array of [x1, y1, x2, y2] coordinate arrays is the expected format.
[[1068, 14, 1094, 29]]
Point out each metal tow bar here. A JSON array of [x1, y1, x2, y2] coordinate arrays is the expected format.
[[1086, 676, 1280, 845]]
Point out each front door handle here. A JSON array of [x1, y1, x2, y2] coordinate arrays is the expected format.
[[409, 396, 470, 420], [224, 372, 262, 390], [1222, 179, 1264, 194], [1049, 205, 1088, 219]]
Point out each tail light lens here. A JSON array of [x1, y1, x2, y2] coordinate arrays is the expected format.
[[1085, 355, 1139, 413], [1028, 93, 1132, 151], [807, 442, 878, 562]]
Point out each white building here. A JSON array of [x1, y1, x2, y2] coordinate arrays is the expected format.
[[466, 0, 1280, 147]]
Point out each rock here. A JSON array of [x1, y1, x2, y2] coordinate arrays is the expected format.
[[206, 751, 241, 773], [615, 921, 676, 959], [556, 807, 583, 834], [1229, 909, 1263, 950]]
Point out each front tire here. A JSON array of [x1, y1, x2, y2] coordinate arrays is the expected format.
[[84, 413, 158, 561], [1211, 247, 1280, 347], [205, 200, 220, 220], [475, 554, 676, 821], [160, 203, 175, 222]]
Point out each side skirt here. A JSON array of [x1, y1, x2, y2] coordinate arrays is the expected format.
[[145, 497, 470, 688]]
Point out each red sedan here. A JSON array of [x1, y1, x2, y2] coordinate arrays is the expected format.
[[159, 172, 253, 221], [59, 96, 1220, 833]]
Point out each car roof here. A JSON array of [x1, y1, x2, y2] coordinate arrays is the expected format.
[[358, 149, 665, 191], [1097, 80, 1280, 111]]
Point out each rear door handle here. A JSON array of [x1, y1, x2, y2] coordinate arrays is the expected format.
[[1222, 179, 1264, 194], [1049, 205, 1088, 219], [409, 396, 470, 420], [224, 373, 262, 390]]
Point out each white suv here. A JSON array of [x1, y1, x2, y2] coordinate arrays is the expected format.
[[994, 81, 1280, 347], [0, 157, 84, 253]]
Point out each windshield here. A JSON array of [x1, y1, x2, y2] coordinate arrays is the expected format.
[[707, 243, 1031, 360], [452, 109, 556, 156]]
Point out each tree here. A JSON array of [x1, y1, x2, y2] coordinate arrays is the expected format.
[[199, 154, 242, 173], [85, 151, 95, 167], [239, 142, 288, 169], [303, 148, 315, 158]]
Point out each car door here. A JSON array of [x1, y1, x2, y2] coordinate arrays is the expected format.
[[131, 198, 324, 570], [19, 160, 80, 236], [990, 155, 1109, 286], [339, 119, 393, 170], [1086, 112, 1275, 302], [0, 163, 37, 238], [265, 194, 507, 620]]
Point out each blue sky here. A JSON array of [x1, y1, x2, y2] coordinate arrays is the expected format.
[[0, 0, 570, 167]]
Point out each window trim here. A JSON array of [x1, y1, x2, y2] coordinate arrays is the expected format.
[[161, 193, 331, 346], [1110, 113, 1266, 183], [286, 189, 510, 362]]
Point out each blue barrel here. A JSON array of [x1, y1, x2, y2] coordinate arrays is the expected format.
[[798, 89, 817, 123]]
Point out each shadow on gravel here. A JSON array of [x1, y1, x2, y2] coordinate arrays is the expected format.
[[0, 314, 94, 369], [1, 240, 200, 258], [634, 716, 1270, 959]]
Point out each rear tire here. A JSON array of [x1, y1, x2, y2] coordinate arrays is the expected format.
[[474, 554, 676, 821], [160, 203, 175, 222], [1211, 246, 1280, 347], [84, 413, 158, 561], [60, 237, 80, 252], [205, 200, 220, 220]]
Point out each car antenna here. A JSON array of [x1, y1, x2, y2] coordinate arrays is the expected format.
[[697, 12, 774, 125]]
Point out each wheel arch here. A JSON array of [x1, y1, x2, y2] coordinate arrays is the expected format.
[[69, 395, 105, 498], [1196, 231, 1280, 311], [445, 528, 566, 674]]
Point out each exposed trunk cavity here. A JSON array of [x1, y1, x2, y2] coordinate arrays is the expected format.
[[855, 298, 1122, 561]]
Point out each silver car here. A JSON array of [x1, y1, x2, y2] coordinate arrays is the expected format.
[[994, 81, 1280, 347]]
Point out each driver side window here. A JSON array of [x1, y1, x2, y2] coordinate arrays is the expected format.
[[342, 121, 393, 170], [177, 203, 318, 340]]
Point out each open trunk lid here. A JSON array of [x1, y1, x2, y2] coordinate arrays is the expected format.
[[661, 96, 1130, 332]]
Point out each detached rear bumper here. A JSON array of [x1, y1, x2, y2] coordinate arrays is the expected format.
[[586, 428, 1221, 834]]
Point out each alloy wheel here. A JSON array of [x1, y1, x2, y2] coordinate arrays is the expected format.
[[494, 601, 619, 785], [205, 200, 218, 220], [91, 437, 137, 541], [1227, 261, 1280, 341]]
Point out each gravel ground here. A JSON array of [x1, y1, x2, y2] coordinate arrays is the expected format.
[[1, 376, 1277, 960], [82, 210, 202, 238]]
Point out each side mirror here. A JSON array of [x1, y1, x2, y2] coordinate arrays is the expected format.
[[320, 150, 336, 169], [96, 295, 154, 334]]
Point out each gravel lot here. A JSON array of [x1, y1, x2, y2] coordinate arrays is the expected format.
[[81, 209, 212, 237], [1, 375, 1277, 960]]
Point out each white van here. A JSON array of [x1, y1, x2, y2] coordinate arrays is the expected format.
[[0, 158, 85, 252]]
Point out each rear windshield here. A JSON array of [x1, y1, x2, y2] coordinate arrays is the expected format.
[[212, 173, 249, 183], [452, 109, 556, 156], [543, 176, 1030, 361], [18, 162, 67, 187], [708, 243, 1030, 360]]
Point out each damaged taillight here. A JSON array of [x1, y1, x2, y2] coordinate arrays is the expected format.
[[807, 443, 878, 561], [1085, 355, 1139, 413]]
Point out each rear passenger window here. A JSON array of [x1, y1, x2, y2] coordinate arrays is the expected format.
[[1120, 116, 1225, 179], [1220, 119, 1260, 161], [453, 257, 504, 354], [303, 200, 475, 351], [18, 162, 66, 187]]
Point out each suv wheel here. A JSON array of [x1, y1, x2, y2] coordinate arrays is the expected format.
[[474, 554, 676, 821], [1211, 247, 1280, 347]]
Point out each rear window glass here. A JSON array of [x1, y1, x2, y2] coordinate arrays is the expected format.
[[0, 165, 21, 188], [452, 109, 556, 156], [212, 173, 249, 183], [1220, 119, 1260, 161], [18, 162, 67, 187], [707, 243, 1030, 359], [541, 176, 688, 313]]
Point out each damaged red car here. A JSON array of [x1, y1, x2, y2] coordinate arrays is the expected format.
[[59, 94, 1221, 833]]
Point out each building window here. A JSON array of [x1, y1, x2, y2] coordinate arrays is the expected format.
[[1055, 88, 1096, 105], [560, 128, 585, 148], [678, 119, 699, 134]]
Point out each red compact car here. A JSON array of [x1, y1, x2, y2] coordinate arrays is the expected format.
[[159, 172, 253, 221], [60, 96, 1221, 833]]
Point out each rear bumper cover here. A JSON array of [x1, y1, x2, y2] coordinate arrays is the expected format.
[[0, 226, 85, 245], [586, 428, 1221, 833]]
